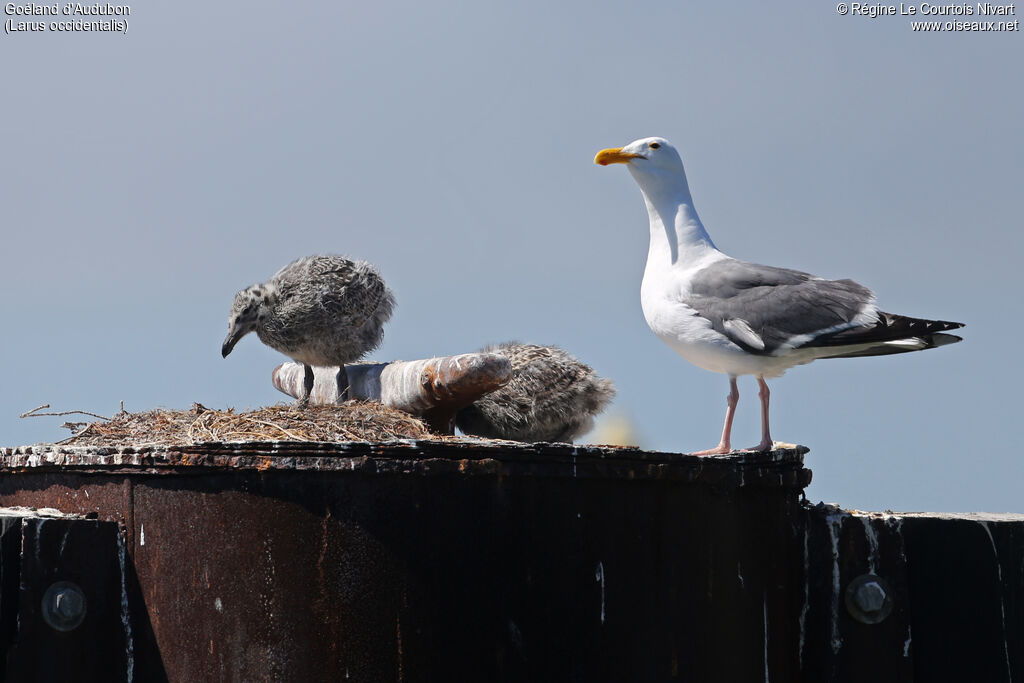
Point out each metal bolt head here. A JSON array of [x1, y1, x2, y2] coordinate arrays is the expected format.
[[845, 574, 893, 625], [854, 581, 886, 612], [42, 581, 87, 632]]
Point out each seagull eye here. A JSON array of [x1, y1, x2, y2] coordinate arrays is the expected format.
[[649, 142, 661, 149]]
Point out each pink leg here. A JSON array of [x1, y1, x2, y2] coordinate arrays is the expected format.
[[690, 376, 739, 456], [743, 376, 774, 453]]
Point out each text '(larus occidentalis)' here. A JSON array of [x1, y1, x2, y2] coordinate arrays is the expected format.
[[222, 254, 395, 403], [595, 137, 963, 455]]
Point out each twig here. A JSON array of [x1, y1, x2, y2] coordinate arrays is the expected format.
[[19, 404, 110, 421], [54, 422, 96, 445], [18, 404, 50, 418], [247, 419, 310, 441]]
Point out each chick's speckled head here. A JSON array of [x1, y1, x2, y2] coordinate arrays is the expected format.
[[222, 284, 276, 358]]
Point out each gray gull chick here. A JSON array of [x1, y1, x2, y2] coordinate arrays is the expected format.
[[454, 342, 615, 443], [222, 254, 395, 402], [596, 137, 963, 454]]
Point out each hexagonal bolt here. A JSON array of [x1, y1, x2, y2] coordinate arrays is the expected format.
[[42, 581, 88, 632], [854, 581, 886, 612], [844, 574, 894, 625]]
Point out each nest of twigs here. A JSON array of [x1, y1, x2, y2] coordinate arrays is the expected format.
[[59, 402, 433, 447]]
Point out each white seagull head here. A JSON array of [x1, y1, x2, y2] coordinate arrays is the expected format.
[[595, 136, 683, 172], [598, 137, 704, 220], [594, 136, 691, 201]]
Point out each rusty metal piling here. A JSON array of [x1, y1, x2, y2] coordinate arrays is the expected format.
[[0, 441, 1019, 682]]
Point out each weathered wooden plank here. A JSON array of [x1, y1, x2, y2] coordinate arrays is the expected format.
[[799, 507, 1024, 683], [901, 513, 1024, 683], [799, 506, 915, 682], [0, 508, 161, 682]]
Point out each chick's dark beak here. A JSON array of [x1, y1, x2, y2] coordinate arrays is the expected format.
[[222, 330, 242, 358]]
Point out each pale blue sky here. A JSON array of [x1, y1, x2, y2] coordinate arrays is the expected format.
[[2, 2, 1020, 512]]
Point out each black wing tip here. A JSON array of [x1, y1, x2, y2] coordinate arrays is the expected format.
[[879, 313, 965, 331], [925, 319, 965, 332]]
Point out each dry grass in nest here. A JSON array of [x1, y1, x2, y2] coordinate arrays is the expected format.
[[60, 402, 433, 447]]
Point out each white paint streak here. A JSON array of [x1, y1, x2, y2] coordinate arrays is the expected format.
[[139, 523, 145, 547], [214, 597, 223, 613], [860, 515, 880, 574], [595, 562, 606, 624], [798, 523, 810, 668], [887, 515, 914, 659], [763, 593, 770, 683], [826, 511, 846, 654], [737, 561, 744, 589], [885, 515, 905, 559], [117, 530, 135, 682], [34, 518, 44, 564], [980, 521, 1013, 683]]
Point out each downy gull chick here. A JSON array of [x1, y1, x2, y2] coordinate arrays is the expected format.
[[454, 342, 616, 443], [222, 254, 395, 402], [595, 137, 963, 454]]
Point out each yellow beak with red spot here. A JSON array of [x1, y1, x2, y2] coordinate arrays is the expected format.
[[594, 147, 643, 166]]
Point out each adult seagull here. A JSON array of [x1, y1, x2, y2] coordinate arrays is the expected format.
[[595, 137, 963, 455]]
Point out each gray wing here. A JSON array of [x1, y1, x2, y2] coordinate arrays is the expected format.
[[276, 256, 392, 325], [317, 260, 393, 325], [686, 259, 877, 355], [267, 255, 394, 345]]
